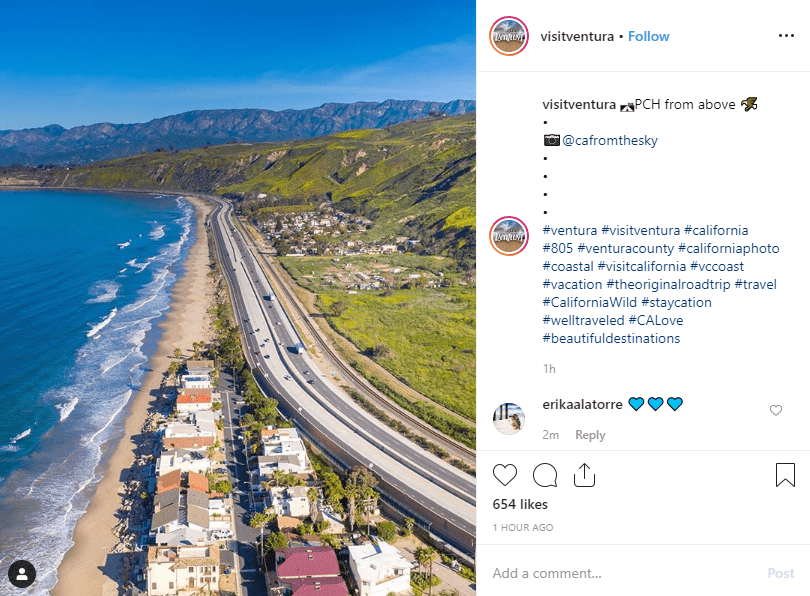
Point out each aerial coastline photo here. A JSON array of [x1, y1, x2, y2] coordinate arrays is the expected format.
[[0, 2, 475, 595]]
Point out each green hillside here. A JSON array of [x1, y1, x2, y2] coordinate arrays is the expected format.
[[41, 113, 476, 264]]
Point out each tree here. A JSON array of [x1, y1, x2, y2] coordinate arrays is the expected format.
[[376, 521, 398, 542], [173, 348, 181, 359], [372, 343, 391, 359], [403, 518, 415, 537], [206, 446, 216, 460], [167, 361, 180, 384], [214, 480, 233, 495], [344, 482, 360, 532], [307, 488, 319, 521], [414, 546, 437, 595], [250, 512, 271, 528], [344, 466, 378, 532], [265, 531, 289, 551], [329, 301, 348, 317]]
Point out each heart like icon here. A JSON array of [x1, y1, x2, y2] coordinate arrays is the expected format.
[[771, 405, 782, 416], [667, 397, 683, 411], [648, 397, 663, 411], [493, 464, 518, 486], [629, 397, 644, 411]]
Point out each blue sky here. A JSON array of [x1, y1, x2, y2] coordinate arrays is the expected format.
[[0, 0, 474, 130]]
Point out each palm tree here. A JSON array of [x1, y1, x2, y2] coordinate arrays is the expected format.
[[344, 483, 360, 531], [307, 488, 319, 521], [272, 469, 284, 487], [403, 518, 415, 537], [414, 546, 436, 594]]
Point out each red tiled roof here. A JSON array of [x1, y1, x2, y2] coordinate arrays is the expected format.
[[277, 547, 340, 580], [261, 429, 279, 437], [188, 471, 209, 493], [290, 578, 349, 596], [177, 393, 212, 404], [163, 436, 214, 450], [156, 469, 182, 494]]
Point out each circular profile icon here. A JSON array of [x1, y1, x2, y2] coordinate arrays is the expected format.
[[493, 402, 525, 435], [490, 17, 529, 56], [8, 560, 36, 588], [490, 216, 529, 256]]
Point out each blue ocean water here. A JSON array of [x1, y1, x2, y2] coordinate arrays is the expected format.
[[0, 190, 194, 594]]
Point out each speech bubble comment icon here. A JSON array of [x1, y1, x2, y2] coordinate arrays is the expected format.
[[533, 463, 558, 487]]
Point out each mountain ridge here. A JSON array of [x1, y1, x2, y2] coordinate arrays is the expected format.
[[0, 99, 475, 166]]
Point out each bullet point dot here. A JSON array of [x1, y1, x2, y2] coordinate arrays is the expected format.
[[543, 175, 547, 178], [544, 211, 548, 214], [543, 121, 547, 124], [543, 157, 547, 160], [543, 193, 547, 196]]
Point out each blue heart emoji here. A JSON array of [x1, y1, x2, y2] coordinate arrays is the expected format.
[[667, 397, 683, 411], [629, 397, 644, 411], [648, 397, 663, 411]]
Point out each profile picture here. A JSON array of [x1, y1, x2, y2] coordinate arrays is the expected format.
[[490, 17, 529, 56], [489, 216, 529, 256], [493, 402, 525, 435]]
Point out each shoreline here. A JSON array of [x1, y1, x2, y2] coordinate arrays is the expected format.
[[51, 194, 215, 596]]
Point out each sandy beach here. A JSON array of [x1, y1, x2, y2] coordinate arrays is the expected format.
[[52, 194, 214, 596]]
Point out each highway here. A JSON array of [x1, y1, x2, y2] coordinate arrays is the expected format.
[[204, 195, 476, 556]]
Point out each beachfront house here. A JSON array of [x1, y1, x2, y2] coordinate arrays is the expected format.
[[150, 486, 211, 546], [185, 360, 214, 377], [180, 374, 211, 389], [157, 448, 211, 476], [162, 419, 216, 451], [347, 541, 411, 596], [146, 545, 220, 596], [275, 546, 347, 596], [176, 387, 213, 412]]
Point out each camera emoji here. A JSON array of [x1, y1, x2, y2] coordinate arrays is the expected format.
[[544, 134, 560, 146]]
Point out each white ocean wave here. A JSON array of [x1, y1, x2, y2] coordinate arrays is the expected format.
[[85, 280, 120, 304], [87, 308, 117, 338], [149, 224, 166, 240], [125, 258, 150, 273], [117, 240, 131, 249], [56, 397, 79, 422], [10, 428, 31, 443]]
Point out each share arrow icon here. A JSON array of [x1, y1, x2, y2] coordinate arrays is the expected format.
[[574, 463, 596, 487]]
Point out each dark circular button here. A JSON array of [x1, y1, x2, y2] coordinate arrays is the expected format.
[[8, 560, 36, 588]]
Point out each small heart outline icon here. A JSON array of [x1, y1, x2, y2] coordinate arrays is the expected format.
[[667, 397, 683, 411], [493, 463, 518, 486], [648, 397, 663, 411], [629, 397, 644, 411], [770, 405, 782, 416]]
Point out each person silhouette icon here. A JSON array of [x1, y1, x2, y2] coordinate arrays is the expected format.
[[8, 559, 36, 588]]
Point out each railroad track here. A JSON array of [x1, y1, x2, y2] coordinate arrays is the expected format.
[[233, 215, 477, 463]]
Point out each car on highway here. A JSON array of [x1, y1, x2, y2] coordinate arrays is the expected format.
[[303, 370, 310, 375], [307, 379, 315, 384], [283, 375, 291, 380], [275, 321, 280, 325], [264, 354, 270, 359], [255, 328, 260, 332]]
